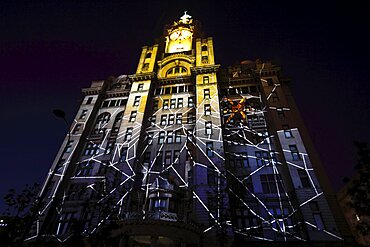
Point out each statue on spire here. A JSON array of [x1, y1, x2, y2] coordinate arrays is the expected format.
[[179, 11, 192, 24]]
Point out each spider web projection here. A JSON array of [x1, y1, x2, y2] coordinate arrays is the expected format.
[[29, 79, 342, 243]]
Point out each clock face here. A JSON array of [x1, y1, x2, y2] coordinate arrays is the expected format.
[[169, 29, 192, 41]]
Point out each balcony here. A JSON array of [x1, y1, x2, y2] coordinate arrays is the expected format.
[[125, 211, 178, 222]]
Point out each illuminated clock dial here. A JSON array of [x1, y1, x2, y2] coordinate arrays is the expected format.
[[170, 29, 192, 41]]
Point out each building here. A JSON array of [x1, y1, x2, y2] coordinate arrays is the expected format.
[[26, 12, 351, 246]]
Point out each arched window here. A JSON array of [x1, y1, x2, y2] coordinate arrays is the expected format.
[[166, 66, 187, 77], [112, 111, 124, 133], [145, 52, 152, 58], [94, 112, 111, 134], [201, 45, 208, 51]]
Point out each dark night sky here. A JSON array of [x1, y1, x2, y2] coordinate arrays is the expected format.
[[1, 1, 370, 212]]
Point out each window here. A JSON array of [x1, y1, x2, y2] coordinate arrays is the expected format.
[[150, 116, 156, 126], [79, 110, 88, 120], [142, 63, 149, 71], [168, 114, 174, 125], [205, 121, 212, 135], [167, 131, 173, 144], [240, 152, 249, 167], [207, 169, 216, 185], [158, 131, 165, 144], [65, 141, 74, 153], [260, 174, 284, 194], [125, 128, 133, 141], [102, 101, 109, 108], [289, 145, 300, 160], [153, 198, 167, 211], [75, 162, 93, 176], [170, 99, 176, 109], [145, 52, 152, 58], [177, 98, 183, 108], [201, 45, 208, 51], [84, 143, 98, 156], [165, 87, 171, 94], [165, 151, 172, 165], [172, 86, 177, 94], [176, 113, 182, 124], [206, 142, 213, 157], [129, 111, 137, 122], [120, 147, 128, 162], [143, 152, 151, 166], [204, 89, 210, 99], [105, 141, 115, 154], [272, 92, 279, 101], [112, 112, 124, 133], [94, 113, 110, 133], [204, 104, 211, 115], [155, 151, 163, 167], [202, 56, 208, 63], [175, 130, 181, 143], [160, 115, 167, 126], [188, 97, 194, 107], [313, 213, 325, 230], [174, 150, 180, 164], [153, 100, 159, 111], [283, 124, 293, 138], [86, 97, 93, 105], [255, 151, 269, 166], [188, 113, 195, 123], [178, 85, 184, 93], [72, 124, 81, 135], [147, 132, 153, 145], [133, 96, 140, 106], [163, 99, 169, 110], [203, 76, 209, 84], [309, 202, 320, 211], [267, 78, 274, 86], [138, 83, 144, 91], [277, 108, 285, 119], [298, 170, 311, 188]]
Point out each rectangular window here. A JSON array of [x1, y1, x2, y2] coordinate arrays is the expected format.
[[65, 141, 74, 153], [203, 76, 209, 84], [309, 201, 320, 211], [79, 110, 88, 120], [120, 147, 128, 162], [277, 108, 285, 119], [204, 104, 211, 115], [153, 100, 159, 111], [86, 97, 93, 105], [313, 213, 325, 230], [142, 63, 149, 71], [167, 131, 173, 144], [178, 85, 184, 93], [204, 89, 210, 99], [168, 114, 174, 125], [160, 115, 167, 126], [289, 145, 300, 160], [177, 98, 183, 108], [147, 132, 153, 145], [206, 142, 213, 157], [172, 86, 177, 94], [163, 99, 169, 110], [165, 151, 172, 165], [109, 100, 117, 107], [170, 99, 176, 109], [143, 152, 151, 166], [150, 116, 156, 126], [102, 101, 109, 108], [202, 56, 208, 63], [174, 150, 180, 164], [165, 87, 171, 94], [125, 128, 133, 141], [133, 96, 140, 106], [298, 170, 311, 188], [207, 169, 216, 185], [138, 83, 144, 91], [158, 131, 165, 144], [175, 130, 181, 143], [283, 124, 293, 138], [205, 121, 212, 135], [72, 124, 82, 135], [129, 111, 137, 122], [155, 151, 163, 166], [188, 97, 194, 107], [176, 113, 182, 124], [84, 143, 98, 156], [260, 174, 284, 194], [272, 92, 279, 101], [241, 152, 249, 167], [255, 151, 269, 166], [188, 113, 195, 124], [105, 141, 115, 154]]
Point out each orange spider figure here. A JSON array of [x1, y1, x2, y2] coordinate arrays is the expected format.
[[222, 97, 251, 124]]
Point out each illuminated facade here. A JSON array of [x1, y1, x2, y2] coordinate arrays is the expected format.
[[28, 13, 349, 246]]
